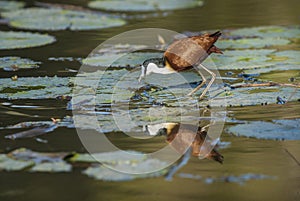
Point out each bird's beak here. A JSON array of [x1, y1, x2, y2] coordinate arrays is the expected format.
[[138, 65, 146, 83], [138, 75, 145, 83]]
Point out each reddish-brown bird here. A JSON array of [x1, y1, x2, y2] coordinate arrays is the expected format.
[[144, 122, 224, 164], [139, 31, 222, 99]]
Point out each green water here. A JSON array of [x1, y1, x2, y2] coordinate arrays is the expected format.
[[0, 0, 299, 201]]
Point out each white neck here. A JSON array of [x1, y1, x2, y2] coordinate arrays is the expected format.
[[147, 63, 175, 75]]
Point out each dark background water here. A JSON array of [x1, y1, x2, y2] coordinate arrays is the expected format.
[[0, 0, 299, 201]]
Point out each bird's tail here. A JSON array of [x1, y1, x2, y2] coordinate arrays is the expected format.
[[209, 31, 222, 38]]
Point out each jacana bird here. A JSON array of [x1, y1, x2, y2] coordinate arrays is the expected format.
[[139, 31, 222, 99], [144, 122, 224, 164]]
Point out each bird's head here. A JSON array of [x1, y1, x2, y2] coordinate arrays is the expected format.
[[143, 122, 179, 136], [138, 63, 160, 82]]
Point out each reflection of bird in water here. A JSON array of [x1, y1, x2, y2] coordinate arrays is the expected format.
[[139, 31, 222, 99], [144, 123, 224, 163], [144, 122, 223, 180]]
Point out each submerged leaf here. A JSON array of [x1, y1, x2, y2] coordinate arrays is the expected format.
[[88, 0, 203, 12], [1, 8, 126, 31], [5, 124, 58, 140], [0, 31, 56, 50]]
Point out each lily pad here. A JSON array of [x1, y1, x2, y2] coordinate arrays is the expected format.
[[0, 31, 56, 50], [0, 56, 41, 71], [207, 49, 300, 70], [1, 8, 126, 31], [206, 49, 275, 70], [244, 64, 300, 74], [229, 26, 300, 39], [0, 76, 70, 99], [82, 52, 161, 67], [8, 148, 70, 163], [227, 119, 300, 140], [30, 162, 72, 172], [216, 37, 290, 49], [83, 158, 167, 181], [88, 0, 203, 12], [70, 150, 145, 163], [0, 0, 25, 11], [0, 154, 34, 171], [272, 50, 300, 64]]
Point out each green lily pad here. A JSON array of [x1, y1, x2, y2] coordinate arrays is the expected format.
[[30, 162, 72, 172], [216, 38, 290, 49], [70, 150, 145, 163], [0, 31, 56, 50], [272, 50, 300, 64], [8, 148, 72, 172], [82, 52, 162, 67], [244, 64, 300, 74], [0, 56, 41, 71], [0, 76, 70, 99], [83, 158, 168, 181], [0, 154, 34, 171], [227, 119, 300, 140], [229, 26, 300, 39], [0, 0, 25, 11], [1, 8, 126, 31], [206, 49, 275, 70], [212, 85, 300, 107], [88, 0, 203, 12], [9, 148, 70, 163]]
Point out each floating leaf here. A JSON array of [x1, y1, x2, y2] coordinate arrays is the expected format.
[[70, 150, 145, 163], [206, 49, 275, 70], [0, 0, 25, 11], [88, 0, 203, 12], [0, 56, 41, 71], [8, 148, 70, 163], [214, 86, 300, 107], [227, 119, 300, 140], [0, 31, 56, 50], [229, 26, 300, 39], [0, 154, 34, 171], [82, 52, 161, 67], [244, 64, 300, 74], [0, 76, 70, 99], [216, 38, 290, 49], [83, 158, 167, 181], [1, 8, 126, 31], [272, 50, 300, 64], [30, 162, 72, 172]]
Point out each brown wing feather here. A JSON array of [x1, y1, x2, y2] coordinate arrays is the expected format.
[[164, 31, 222, 71]]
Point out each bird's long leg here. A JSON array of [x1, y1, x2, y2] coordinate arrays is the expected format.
[[187, 71, 207, 96], [198, 64, 216, 100], [188, 64, 216, 100]]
